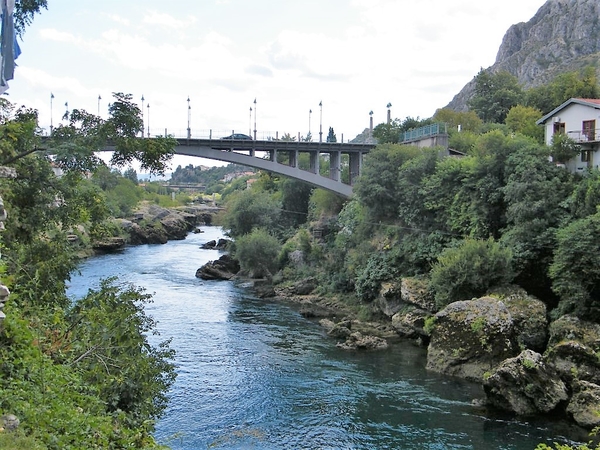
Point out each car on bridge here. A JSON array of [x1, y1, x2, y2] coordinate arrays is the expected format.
[[221, 133, 253, 140]]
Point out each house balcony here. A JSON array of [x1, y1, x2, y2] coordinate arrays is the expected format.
[[567, 129, 600, 144]]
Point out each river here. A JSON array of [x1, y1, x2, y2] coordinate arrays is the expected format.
[[67, 227, 584, 450]]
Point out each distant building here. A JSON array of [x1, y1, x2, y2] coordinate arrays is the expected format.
[[537, 98, 600, 173]]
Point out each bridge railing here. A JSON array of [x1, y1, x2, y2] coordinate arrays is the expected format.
[[401, 123, 447, 142]]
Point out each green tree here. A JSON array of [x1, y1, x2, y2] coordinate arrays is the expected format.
[[66, 279, 176, 428], [550, 132, 580, 164], [549, 212, 600, 319], [500, 143, 574, 298], [505, 104, 544, 143], [326, 127, 337, 143], [372, 119, 402, 144], [430, 238, 514, 309], [353, 143, 421, 221], [220, 188, 282, 237], [123, 167, 138, 184], [234, 228, 282, 277], [433, 108, 483, 133], [468, 69, 524, 123]]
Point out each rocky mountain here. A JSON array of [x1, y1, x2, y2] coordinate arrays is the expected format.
[[446, 0, 600, 111]]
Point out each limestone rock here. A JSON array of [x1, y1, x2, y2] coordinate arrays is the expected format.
[[484, 350, 568, 416], [499, 287, 548, 352], [292, 277, 317, 296], [1, 414, 19, 431], [567, 381, 600, 428], [447, 0, 600, 111], [426, 297, 517, 381], [391, 306, 432, 339], [400, 277, 436, 312], [327, 319, 353, 340], [336, 331, 388, 351], [375, 281, 403, 318], [545, 315, 600, 386], [195, 255, 240, 280], [92, 237, 126, 252]]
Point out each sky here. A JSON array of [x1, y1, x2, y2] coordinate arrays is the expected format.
[[8, 0, 545, 170]]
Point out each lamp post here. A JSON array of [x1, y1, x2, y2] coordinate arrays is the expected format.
[[97, 95, 101, 116], [253, 98, 257, 140], [141, 95, 145, 137], [319, 101, 322, 143], [369, 110, 373, 132], [309, 109, 312, 134], [147, 103, 150, 137], [187, 96, 191, 139], [386, 102, 392, 124], [249, 106, 252, 136], [50, 92, 54, 135]]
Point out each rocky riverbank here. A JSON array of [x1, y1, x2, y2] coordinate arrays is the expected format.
[[247, 275, 600, 431], [194, 242, 600, 430]]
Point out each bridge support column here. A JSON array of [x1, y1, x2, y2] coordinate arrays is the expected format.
[[349, 152, 362, 185], [310, 151, 320, 174], [289, 150, 298, 168], [270, 149, 278, 162], [330, 151, 341, 181]]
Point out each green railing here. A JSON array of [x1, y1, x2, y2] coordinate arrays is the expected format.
[[401, 123, 447, 142]]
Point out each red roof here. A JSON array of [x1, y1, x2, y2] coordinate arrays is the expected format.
[[576, 98, 600, 105]]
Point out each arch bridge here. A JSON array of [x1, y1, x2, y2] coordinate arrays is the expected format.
[[172, 138, 376, 197]]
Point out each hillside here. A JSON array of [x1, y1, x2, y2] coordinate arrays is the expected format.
[[446, 0, 600, 111]]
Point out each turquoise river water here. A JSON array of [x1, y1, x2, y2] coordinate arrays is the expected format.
[[66, 227, 586, 449]]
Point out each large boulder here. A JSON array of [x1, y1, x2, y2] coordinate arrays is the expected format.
[[195, 255, 240, 280], [567, 381, 600, 428], [484, 350, 569, 416], [499, 287, 548, 352], [426, 297, 517, 381], [391, 306, 432, 340], [545, 315, 600, 386], [375, 278, 435, 318], [292, 277, 318, 296]]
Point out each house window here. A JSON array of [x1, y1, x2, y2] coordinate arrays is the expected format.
[[554, 122, 566, 134], [583, 120, 596, 141], [581, 150, 591, 162]]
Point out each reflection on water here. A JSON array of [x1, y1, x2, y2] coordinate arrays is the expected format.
[[67, 227, 585, 450]]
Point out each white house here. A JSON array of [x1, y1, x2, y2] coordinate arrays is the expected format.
[[537, 98, 600, 173]]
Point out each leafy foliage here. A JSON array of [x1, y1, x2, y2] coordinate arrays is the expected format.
[[234, 228, 282, 277], [430, 238, 514, 309], [468, 69, 524, 123]]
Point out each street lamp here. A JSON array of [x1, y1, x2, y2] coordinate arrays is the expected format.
[[187, 96, 191, 139], [387, 102, 392, 124], [309, 109, 312, 134], [253, 98, 257, 140], [249, 106, 252, 136], [369, 110, 374, 132], [50, 92, 54, 134], [97, 95, 101, 116], [147, 103, 150, 137], [319, 101, 323, 143], [141, 95, 145, 138]]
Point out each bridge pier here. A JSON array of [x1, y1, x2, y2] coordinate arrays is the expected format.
[[310, 150, 320, 175], [330, 151, 341, 181], [289, 149, 298, 168], [349, 152, 362, 185]]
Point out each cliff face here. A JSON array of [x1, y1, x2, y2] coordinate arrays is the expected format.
[[446, 0, 600, 111]]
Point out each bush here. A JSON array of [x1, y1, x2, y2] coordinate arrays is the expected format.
[[234, 228, 282, 278], [430, 238, 514, 309]]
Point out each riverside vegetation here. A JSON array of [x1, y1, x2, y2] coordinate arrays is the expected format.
[[216, 67, 600, 450]]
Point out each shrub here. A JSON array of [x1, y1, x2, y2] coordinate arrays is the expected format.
[[234, 228, 282, 278], [430, 238, 514, 309]]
